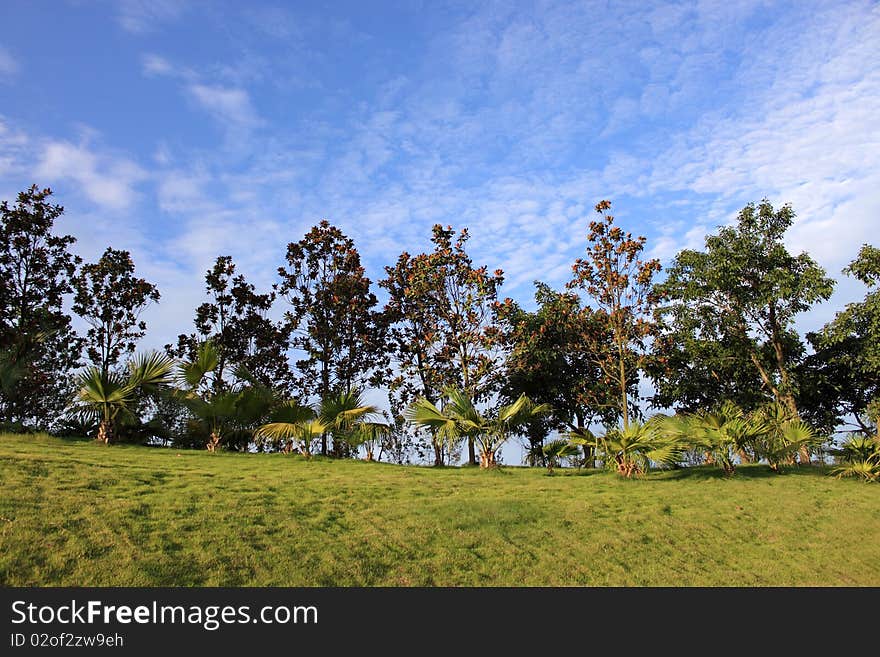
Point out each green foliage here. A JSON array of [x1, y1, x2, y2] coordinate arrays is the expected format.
[[541, 438, 580, 473], [278, 222, 382, 423], [500, 282, 619, 461], [0, 186, 83, 430], [72, 247, 159, 376], [655, 200, 834, 419], [570, 416, 684, 478], [830, 434, 880, 482], [406, 388, 550, 468], [808, 244, 880, 432], [752, 402, 819, 472]]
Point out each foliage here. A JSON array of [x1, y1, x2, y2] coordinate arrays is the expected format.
[[72, 247, 159, 376], [542, 438, 581, 474], [570, 417, 684, 478], [830, 434, 880, 482], [174, 341, 274, 451], [655, 201, 834, 428], [278, 222, 382, 454], [407, 388, 550, 468], [69, 351, 175, 444], [380, 225, 507, 465], [567, 201, 661, 429], [807, 244, 880, 433], [752, 402, 819, 472], [0, 186, 82, 430], [500, 282, 618, 464], [666, 402, 767, 476], [169, 255, 292, 395]]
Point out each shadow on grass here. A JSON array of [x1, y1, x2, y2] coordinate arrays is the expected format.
[[654, 463, 833, 481]]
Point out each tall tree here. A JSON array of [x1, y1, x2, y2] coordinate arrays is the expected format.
[[567, 200, 661, 430], [169, 256, 292, 394], [72, 247, 159, 376], [806, 244, 880, 434], [657, 200, 834, 462], [500, 282, 617, 465], [0, 185, 82, 430], [380, 225, 506, 465], [278, 221, 382, 455]]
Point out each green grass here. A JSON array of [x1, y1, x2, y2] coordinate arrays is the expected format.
[[1, 433, 879, 586]]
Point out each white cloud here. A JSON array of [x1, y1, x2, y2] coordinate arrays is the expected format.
[[0, 45, 18, 78], [34, 140, 146, 211], [116, 0, 185, 34], [141, 53, 174, 77], [188, 84, 261, 128]]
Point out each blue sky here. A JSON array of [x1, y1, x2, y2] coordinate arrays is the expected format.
[[1, 1, 878, 394]]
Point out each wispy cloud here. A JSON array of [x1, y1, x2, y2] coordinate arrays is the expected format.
[[0, 45, 19, 79], [116, 0, 186, 34], [34, 140, 146, 211]]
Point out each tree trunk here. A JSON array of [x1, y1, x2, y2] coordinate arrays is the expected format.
[[365, 448, 374, 462], [433, 441, 443, 467], [798, 445, 811, 466], [206, 430, 221, 452], [468, 436, 476, 466], [480, 449, 496, 469], [97, 419, 112, 445], [738, 448, 752, 464]]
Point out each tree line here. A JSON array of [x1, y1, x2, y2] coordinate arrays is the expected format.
[[1, 185, 877, 479]]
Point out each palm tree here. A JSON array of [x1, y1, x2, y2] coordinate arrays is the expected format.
[[255, 389, 381, 459], [670, 402, 768, 476], [570, 417, 683, 478], [407, 388, 550, 468], [830, 434, 880, 482], [542, 438, 581, 474], [753, 402, 818, 472], [175, 341, 274, 451], [70, 351, 174, 444]]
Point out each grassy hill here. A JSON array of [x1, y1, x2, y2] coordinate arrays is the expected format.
[[1, 432, 878, 586]]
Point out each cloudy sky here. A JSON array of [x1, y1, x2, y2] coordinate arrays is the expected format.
[[1, 0, 878, 355]]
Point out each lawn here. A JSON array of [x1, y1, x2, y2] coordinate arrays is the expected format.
[[1, 433, 878, 586]]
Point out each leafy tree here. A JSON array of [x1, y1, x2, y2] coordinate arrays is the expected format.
[[542, 438, 580, 474], [381, 225, 506, 465], [500, 282, 617, 466], [0, 185, 83, 430], [169, 256, 292, 395], [407, 388, 549, 468], [567, 201, 661, 430], [69, 351, 174, 444], [278, 221, 382, 455], [807, 244, 880, 434], [255, 389, 380, 459], [830, 434, 880, 482], [665, 402, 767, 476], [174, 341, 274, 451], [752, 402, 819, 473], [569, 416, 683, 478], [657, 200, 834, 463], [72, 247, 159, 376]]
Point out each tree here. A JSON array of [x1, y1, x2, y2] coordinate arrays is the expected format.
[[278, 221, 382, 455], [567, 200, 661, 430], [0, 185, 82, 430], [255, 390, 379, 459], [542, 438, 580, 474], [174, 341, 274, 452], [73, 247, 159, 377], [569, 417, 683, 478], [407, 388, 549, 468], [169, 256, 292, 395], [381, 225, 507, 465], [69, 351, 174, 444], [657, 200, 834, 463], [808, 244, 880, 434], [500, 282, 617, 466]]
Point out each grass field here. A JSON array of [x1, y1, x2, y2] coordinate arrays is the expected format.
[[1, 432, 879, 586]]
